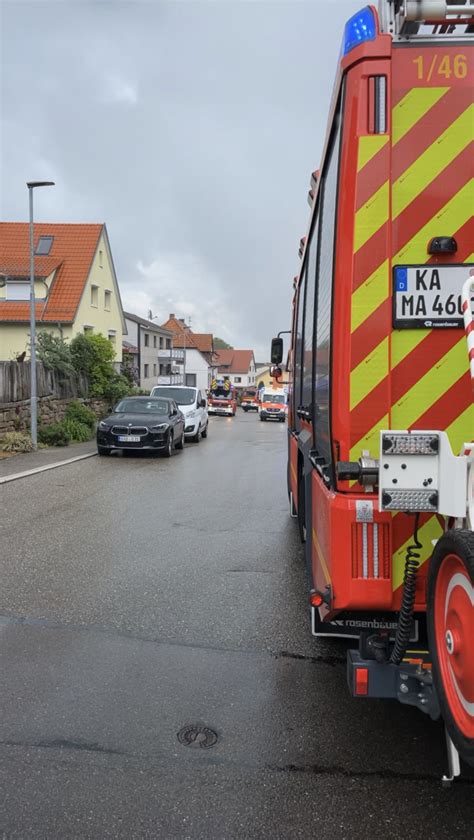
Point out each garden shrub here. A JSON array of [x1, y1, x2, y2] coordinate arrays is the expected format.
[[2, 432, 34, 452], [62, 419, 92, 442], [65, 400, 96, 429], [38, 423, 71, 447]]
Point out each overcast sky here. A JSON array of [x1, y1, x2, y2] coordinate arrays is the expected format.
[[1, 0, 358, 360]]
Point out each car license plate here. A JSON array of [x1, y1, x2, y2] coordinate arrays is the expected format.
[[118, 435, 140, 442], [393, 263, 473, 329]]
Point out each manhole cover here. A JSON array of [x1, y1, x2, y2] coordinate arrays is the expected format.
[[177, 724, 218, 749]]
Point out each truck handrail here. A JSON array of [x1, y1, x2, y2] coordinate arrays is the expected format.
[[461, 273, 474, 385]]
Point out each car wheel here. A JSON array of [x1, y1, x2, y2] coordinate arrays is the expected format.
[[164, 432, 173, 457], [201, 423, 208, 439], [175, 430, 185, 450], [193, 427, 201, 443], [260, 416, 266, 422], [97, 445, 111, 456]]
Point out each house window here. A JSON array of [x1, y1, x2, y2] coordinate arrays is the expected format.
[[159, 337, 164, 349], [35, 236, 54, 256], [104, 290, 111, 310], [153, 335, 157, 348], [91, 285, 99, 307], [185, 373, 196, 386], [144, 363, 149, 378], [108, 331, 116, 346], [144, 333, 149, 347], [166, 338, 171, 348], [99, 250, 103, 268], [6, 282, 30, 301], [153, 363, 157, 376], [234, 376, 242, 383], [83, 325, 94, 333]]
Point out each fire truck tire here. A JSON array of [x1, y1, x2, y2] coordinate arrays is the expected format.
[[427, 529, 474, 768]]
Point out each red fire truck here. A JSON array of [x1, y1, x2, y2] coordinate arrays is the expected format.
[[208, 378, 237, 417], [271, 0, 474, 781]]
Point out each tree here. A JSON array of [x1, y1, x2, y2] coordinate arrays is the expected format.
[[214, 337, 233, 349], [121, 350, 139, 386], [70, 333, 129, 401], [36, 331, 75, 375]]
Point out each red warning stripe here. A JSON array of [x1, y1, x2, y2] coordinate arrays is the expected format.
[[392, 143, 474, 255], [353, 224, 389, 293], [350, 380, 390, 446], [391, 512, 432, 555], [356, 143, 390, 211], [351, 298, 391, 370], [392, 88, 472, 181], [391, 331, 461, 404], [411, 373, 470, 431]]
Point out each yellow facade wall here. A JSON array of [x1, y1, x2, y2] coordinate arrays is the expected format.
[[0, 232, 124, 362]]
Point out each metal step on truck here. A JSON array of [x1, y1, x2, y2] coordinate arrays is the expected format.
[[270, 0, 474, 781]]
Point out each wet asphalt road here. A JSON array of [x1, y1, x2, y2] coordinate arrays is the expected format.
[[0, 412, 473, 839]]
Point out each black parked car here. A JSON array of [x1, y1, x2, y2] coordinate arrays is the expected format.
[[97, 396, 185, 457]]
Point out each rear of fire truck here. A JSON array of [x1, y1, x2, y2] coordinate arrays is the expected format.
[[273, 0, 473, 781], [208, 378, 237, 416]]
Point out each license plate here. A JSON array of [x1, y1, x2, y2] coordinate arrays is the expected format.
[[118, 435, 140, 442], [393, 263, 473, 329]]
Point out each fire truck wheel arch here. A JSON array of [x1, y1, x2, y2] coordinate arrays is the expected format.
[[427, 529, 474, 768]]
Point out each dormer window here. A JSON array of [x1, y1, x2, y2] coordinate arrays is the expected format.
[[35, 236, 54, 256]]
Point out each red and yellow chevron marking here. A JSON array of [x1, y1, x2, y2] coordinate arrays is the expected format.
[[348, 61, 473, 590]]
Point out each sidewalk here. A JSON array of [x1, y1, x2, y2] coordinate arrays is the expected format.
[[0, 440, 96, 480]]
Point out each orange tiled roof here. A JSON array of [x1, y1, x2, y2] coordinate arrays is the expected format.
[[0, 222, 103, 323], [161, 316, 214, 354], [190, 333, 213, 353], [216, 349, 255, 374]]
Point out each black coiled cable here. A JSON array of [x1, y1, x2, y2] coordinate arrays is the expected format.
[[390, 513, 422, 666]]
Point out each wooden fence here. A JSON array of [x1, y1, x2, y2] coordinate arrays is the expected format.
[[0, 361, 89, 406]]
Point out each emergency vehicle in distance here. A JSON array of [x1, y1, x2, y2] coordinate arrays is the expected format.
[[271, 0, 474, 781], [241, 388, 260, 411], [259, 389, 287, 422], [207, 377, 237, 416]]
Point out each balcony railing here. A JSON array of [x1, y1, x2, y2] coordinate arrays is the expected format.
[[156, 374, 184, 385], [157, 348, 185, 362]]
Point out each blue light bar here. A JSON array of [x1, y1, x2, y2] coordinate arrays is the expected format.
[[342, 6, 377, 56]]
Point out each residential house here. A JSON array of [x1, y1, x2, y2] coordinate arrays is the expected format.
[[0, 223, 126, 362], [215, 349, 256, 390], [255, 364, 289, 391], [161, 314, 216, 391], [124, 312, 183, 391]]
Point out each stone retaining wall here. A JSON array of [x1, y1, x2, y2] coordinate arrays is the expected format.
[[0, 396, 108, 436]]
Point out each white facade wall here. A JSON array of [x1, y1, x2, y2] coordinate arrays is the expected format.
[[224, 358, 257, 388], [184, 348, 211, 391]]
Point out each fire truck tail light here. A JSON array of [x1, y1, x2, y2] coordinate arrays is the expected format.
[[309, 591, 324, 608], [381, 488, 438, 513], [381, 433, 439, 456], [355, 667, 369, 696], [342, 7, 376, 56]]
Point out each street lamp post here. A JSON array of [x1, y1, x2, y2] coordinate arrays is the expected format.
[[27, 180, 55, 447]]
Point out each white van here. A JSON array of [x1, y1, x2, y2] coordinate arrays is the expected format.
[[150, 385, 208, 442]]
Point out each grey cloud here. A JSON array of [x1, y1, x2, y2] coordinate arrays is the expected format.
[[1, 0, 358, 359]]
